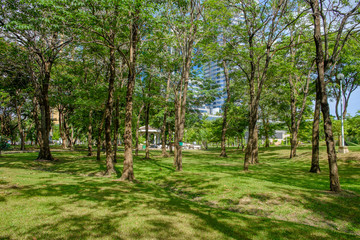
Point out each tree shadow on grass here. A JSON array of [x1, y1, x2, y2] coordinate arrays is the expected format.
[[0, 172, 355, 240]]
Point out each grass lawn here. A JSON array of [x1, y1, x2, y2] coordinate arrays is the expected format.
[[0, 145, 359, 239]]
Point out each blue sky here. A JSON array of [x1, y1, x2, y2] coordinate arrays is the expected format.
[[329, 88, 360, 117]]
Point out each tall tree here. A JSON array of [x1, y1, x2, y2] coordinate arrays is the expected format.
[[306, 0, 360, 192], [1, 1, 72, 160]]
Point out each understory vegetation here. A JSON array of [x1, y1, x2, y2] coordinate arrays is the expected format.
[[1, 146, 359, 239]]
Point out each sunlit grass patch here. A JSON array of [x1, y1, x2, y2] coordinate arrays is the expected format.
[[0, 146, 359, 239]]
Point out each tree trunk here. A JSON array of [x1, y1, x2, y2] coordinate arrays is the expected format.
[[113, 97, 120, 163], [88, 110, 93, 156], [310, 90, 321, 173], [289, 75, 297, 158], [15, 98, 25, 151], [63, 118, 73, 150], [252, 125, 259, 164], [58, 107, 67, 149], [144, 103, 150, 159], [32, 96, 41, 146], [168, 121, 173, 154], [244, 95, 259, 170], [37, 64, 54, 161], [120, 12, 138, 181], [104, 46, 117, 176], [220, 60, 230, 157], [135, 104, 144, 157], [161, 72, 171, 157], [310, 0, 340, 192]]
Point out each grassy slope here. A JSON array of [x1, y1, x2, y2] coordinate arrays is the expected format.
[[0, 145, 359, 240]]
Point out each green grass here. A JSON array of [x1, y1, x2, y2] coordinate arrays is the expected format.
[[0, 145, 359, 239]]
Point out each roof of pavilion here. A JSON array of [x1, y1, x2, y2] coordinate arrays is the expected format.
[[138, 126, 161, 133]]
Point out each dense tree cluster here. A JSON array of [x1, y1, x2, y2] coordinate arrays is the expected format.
[[1, 0, 359, 192]]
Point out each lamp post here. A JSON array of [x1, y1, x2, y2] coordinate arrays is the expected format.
[[337, 73, 349, 153]]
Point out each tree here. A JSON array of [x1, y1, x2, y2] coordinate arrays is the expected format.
[[306, 0, 360, 192], [165, 0, 203, 171], [1, 0, 73, 160]]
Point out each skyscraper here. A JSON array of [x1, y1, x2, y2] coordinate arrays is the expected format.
[[203, 61, 227, 115]]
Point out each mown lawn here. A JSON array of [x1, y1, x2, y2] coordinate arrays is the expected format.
[[0, 145, 359, 239]]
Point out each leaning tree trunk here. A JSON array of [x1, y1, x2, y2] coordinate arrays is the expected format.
[[104, 47, 117, 176], [310, 0, 340, 192], [37, 64, 54, 161], [87, 110, 93, 156], [220, 60, 230, 157]]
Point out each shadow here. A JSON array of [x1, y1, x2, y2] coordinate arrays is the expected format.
[[0, 148, 359, 239]]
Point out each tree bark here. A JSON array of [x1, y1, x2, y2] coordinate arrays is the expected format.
[[309, 0, 341, 192], [120, 11, 138, 181], [104, 46, 117, 176], [310, 87, 321, 173], [37, 63, 54, 161], [220, 60, 230, 157], [63, 117, 73, 150]]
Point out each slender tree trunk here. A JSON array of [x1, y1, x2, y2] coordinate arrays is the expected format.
[[37, 64, 54, 160], [15, 99, 25, 151], [220, 60, 230, 157], [120, 12, 138, 181], [252, 125, 259, 164], [135, 104, 144, 157], [244, 95, 258, 170], [63, 119, 73, 150], [174, 96, 180, 167], [161, 72, 171, 157], [310, 81, 321, 173], [168, 121, 173, 154], [310, 0, 340, 192], [104, 46, 117, 176], [289, 77, 297, 158], [88, 110, 93, 156], [58, 107, 67, 149], [113, 98, 120, 163], [144, 103, 150, 159], [32, 96, 41, 146]]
